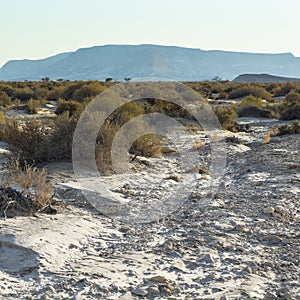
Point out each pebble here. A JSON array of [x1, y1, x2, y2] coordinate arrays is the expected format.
[[234, 224, 247, 232], [132, 288, 148, 296], [119, 291, 133, 300], [263, 235, 282, 244], [148, 285, 160, 296], [274, 205, 284, 214], [263, 206, 275, 214], [203, 253, 215, 264]]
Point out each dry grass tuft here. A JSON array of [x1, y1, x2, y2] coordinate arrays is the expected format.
[[6, 160, 53, 209]]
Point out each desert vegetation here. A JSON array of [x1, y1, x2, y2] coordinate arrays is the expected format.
[[0, 80, 299, 168]]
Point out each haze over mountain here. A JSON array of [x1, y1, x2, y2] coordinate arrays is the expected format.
[[1, 44, 300, 81]]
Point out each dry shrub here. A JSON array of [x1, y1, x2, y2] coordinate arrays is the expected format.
[[238, 106, 277, 118], [0, 112, 5, 125], [228, 86, 272, 100], [49, 112, 77, 161], [26, 98, 41, 114], [6, 160, 53, 208], [35, 168, 53, 207], [190, 140, 205, 151], [2, 119, 51, 164], [273, 121, 300, 136], [0, 91, 12, 107], [2, 113, 77, 165], [212, 105, 237, 130], [55, 99, 83, 116], [279, 99, 300, 120], [130, 134, 165, 157]]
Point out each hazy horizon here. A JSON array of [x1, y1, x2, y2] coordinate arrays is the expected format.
[[1, 0, 299, 67]]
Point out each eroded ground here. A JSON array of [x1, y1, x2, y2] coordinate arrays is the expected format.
[[0, 117, 299, 300]]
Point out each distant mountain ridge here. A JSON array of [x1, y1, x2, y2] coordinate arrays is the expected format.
[[233, 73, 300, 83], [1, 44, 300, 81]]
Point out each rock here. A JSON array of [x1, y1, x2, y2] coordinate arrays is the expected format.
[[263, 206, 275, 215], [262, 235, 282, 244], [164, 175, 180, 182], [148, 285, 160, 296], [197, 166, 210, 175], [274, 205, 284, 214], [119, 291, 133, 300], [203, 253, 215, 264], [132, 288, 148, 296], [234, 224, 247, 232], [161, 146, 177, 154], [236, 246, 247, 253], [264, 291, 277, 299]]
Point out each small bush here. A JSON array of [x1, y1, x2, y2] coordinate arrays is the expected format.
[[26, 98, 41, 114], [276, 121, 300, 135], [2, 113, 77, 165], [56, 99, 83, 116], [33, 87, 48, 100], [130, 134, 165, 157], [279, 99, 300, 120], [274, 82, 295, 97], [12, 87, 34, 102], [238, 106, 277, 118], [285, 92, 300, 102], [212, 105, 237, 130], [73, 82, 106, 101], [239, 95, 264, 108], [2, 119, 51, 165], [228, 86, 272, 100], [0, 112, 6, 125], [4, 159, 53, 211], [0, 91, 12, 107], [61, 82, 85, 100], [236, 95, 277, 118], [269, 121, 300, 137], [47, 87, 64, 101]]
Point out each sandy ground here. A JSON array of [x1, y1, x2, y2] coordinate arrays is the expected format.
[[0, 117, 299, 299]]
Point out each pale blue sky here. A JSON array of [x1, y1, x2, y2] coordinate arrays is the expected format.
[[1, 0, 299, 67]]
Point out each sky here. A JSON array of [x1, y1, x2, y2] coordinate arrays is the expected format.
[[1, 0, 300, 67]]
